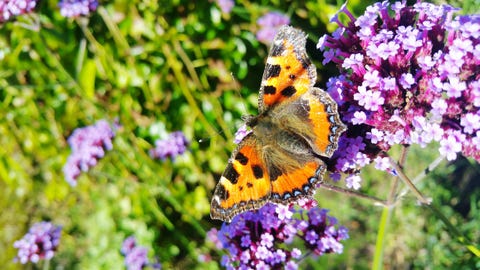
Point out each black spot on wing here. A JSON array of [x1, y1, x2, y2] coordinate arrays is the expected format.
[[217, 184, 230, 200], [269, 165, 282, 181], [247, 182, 253, 188], [264, 64, 281, 79], [270, 42, 285, 56], [252, 165, 264, 179], [235, 152, 249, 165], [224, 163, 240, 184], [281, 86, 297, 97], [264, 85, 277, 95]]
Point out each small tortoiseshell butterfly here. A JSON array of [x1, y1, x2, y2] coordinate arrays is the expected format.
[[210, 25, 346, 222]]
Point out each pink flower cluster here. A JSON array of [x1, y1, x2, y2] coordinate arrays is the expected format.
[[317, 2, 480, 188], [0, 0, 37, 22]]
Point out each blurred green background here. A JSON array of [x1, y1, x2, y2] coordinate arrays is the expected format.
[[0, 0, 479, 269]]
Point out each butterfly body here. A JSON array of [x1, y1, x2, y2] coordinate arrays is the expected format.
[[211, 26, 346, 222]]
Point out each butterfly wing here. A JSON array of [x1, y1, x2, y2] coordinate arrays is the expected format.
[[258, 25, 316, 113], [300, 87, 346, 157], [260, 141, 327, 203], [210, 133, 271, 222], [272, 87, 346, 157]]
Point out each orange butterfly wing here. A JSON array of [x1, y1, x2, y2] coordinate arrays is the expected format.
[[278, 87, 346, 157], [269, 159, 326, 203], [258, 26, 316, 113], [210, 134, 271, 222]]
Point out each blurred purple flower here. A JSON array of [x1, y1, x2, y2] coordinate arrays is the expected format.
[[0, 0, 38, 23], [317, 2, 480, 187], [13, 222, 62, 264], [58, 0, 98, 18], [149, 131, 188, 161], [256, 12, 290, 44], [121, 236, 161, 270], [63, 120, 115, 186], [207, 203, 348, 269], [125, 247, 149, 270], [216, 0, 234, 14], [121, 236, 137, 255]]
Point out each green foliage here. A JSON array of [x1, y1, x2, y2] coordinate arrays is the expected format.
[[0, 0, 478, 269]]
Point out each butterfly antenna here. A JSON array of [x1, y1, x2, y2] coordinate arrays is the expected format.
[[198, 127, 226, 144]]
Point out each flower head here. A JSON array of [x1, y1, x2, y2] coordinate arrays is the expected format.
[[58, 0, 98, 18], [0, 0, 38, 23], [121, 236, 161, 270], [318, 2, 480, 188], [256, 12, 290, 44], [149, 131, 189, 160], [63, 120, 116, 186], [216, 0, 234, 14], [207, 203, 348, 269], [13, 222, 62, 264]]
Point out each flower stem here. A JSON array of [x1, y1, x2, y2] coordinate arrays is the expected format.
[[320, 183, 387, 206], [388, 153, 480, 257], [388, 156, 431, 205]]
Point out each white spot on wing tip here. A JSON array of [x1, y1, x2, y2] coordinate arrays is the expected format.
[[274, 39, 283, 46]]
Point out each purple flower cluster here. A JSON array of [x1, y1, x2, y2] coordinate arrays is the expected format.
[[63, 120, 115, 186], [256, 12, 290, 44], [0, 0, 38, 23], [121, 236, 161, 270], [58, 0, 98, 18], [317, 2, 480, 186], [149, 131, 188, 161], [207, 202, 348, 269], [216, 0, 234, 14], [233, 124, 252, 144], [13, 222, 62, 264]]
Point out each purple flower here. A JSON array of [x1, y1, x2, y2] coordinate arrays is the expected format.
[[439, 133, 463, 161], [149, 131, 189, 160], [121, 236, 161, 270], [256, 12, 290, 44], [63, 120, 115, 186], [125, 247, 149, 270], [58, 0, 98, 18], [345, 174, 362, 190], [215, 0, 234, 14], [0, 0, 38, 22], [206, 203, 348, 269], [317, 2, 480, 188], [233, 124, 252, 144], [13, 222, 62, 264], [121, 236, 137, 255]]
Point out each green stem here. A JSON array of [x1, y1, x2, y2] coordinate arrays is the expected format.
[[372, 147, 409, 270], [389, 153, 480, 258], [372, 206, 390, 270], [425, 204, 480, 257], [388, 156, 431, 205], [397, 156, 445, 199]]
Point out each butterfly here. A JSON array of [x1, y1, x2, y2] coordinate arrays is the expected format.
[[210, 25, 346, 222]]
